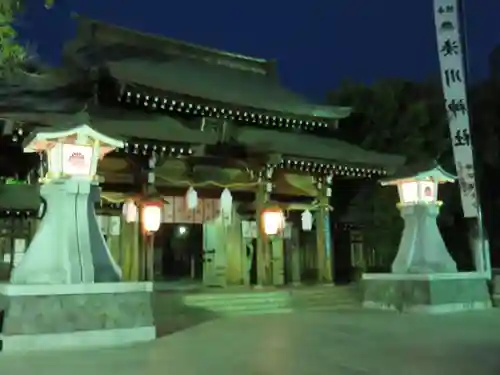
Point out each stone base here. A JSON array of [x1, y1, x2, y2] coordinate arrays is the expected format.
[[362, 272, 492, 313], [0, 282, 155, 352]]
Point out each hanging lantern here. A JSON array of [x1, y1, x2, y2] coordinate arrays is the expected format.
[[261, 207, 285, 236], [186, 186, 198, 210], [301, 210, 313, 231], [220, 188, 233, 224], [122, 199, 138, 223], [220, 188, 232, 212], [141, 200, 163, 233]]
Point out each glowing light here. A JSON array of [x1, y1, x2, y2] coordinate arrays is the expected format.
[[262, 208, 285, 236], [398, 180, 437, 205], [23, 124, 123, 181], [142, 203, 162, 233]]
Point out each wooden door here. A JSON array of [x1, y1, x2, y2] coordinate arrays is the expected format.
[[202, 215, 227, 287]]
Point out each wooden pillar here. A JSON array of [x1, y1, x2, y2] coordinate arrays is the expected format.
[[270, 237, 284, 286], [145, 233, 155, 281], [106, 216, 122, 267], [138, 206, 146, 281], [137, 198, 157, 282], [255, 182, 270, 286], [290, 226, 302, 285], [138, 153, 158, 282], [120, 218, 140, 281], [315, 179, 333, 283]]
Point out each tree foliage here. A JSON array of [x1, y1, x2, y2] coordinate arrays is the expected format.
[[467, 79, 500, 266], [0, 0, 55, 76], [329, 77, 500, 268], [328, 79, 454, 265]]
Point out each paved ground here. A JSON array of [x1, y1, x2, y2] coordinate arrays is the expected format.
[[2, 310, 500, 375]]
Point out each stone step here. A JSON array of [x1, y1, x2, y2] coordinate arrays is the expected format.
[[181, 292, 359, 308], [183, 291, 288, 303], [153, 286, 361, 320], [221, 307, 294, 317], [195, 299, 291, 313], [183, 295, 288, 308]]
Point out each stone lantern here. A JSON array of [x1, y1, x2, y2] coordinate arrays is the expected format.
[[10, 124, 124, 284], [380, 163, 457, 274], [361, 162, 491, 314]]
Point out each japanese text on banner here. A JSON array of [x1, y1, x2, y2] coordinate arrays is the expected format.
[[433, 0, 478, 218]]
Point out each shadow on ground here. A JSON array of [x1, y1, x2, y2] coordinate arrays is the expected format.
[[151, 292, 219, 337]]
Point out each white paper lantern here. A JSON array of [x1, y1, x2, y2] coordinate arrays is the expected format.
[[142, 204, 162, 233], [301, 210, 313, 231], [186, 186, 198, 210], [220, 188, 233, 225], [122, 200, 138, 223], [220, 188, 232, 211]]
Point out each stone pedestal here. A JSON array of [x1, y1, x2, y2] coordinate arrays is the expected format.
[[10, 179, 121, 284], [362, 273, 491, 313], [0, 282, 155, 352], [393, 203, 457, 273]]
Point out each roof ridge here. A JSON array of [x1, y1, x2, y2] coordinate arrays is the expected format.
[[72, 14, 273, 75]]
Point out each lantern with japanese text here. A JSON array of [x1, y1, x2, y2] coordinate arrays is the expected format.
[[379, 162, 457, 274], [381, 164, 455, 206], [23, 124, 123, 182], [11, 122, 124, 285]]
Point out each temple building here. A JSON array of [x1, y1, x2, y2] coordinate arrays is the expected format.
[[0, 16, 403, 287]]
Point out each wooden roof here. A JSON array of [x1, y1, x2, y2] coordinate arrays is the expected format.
[[63, 16, 351, 122], [1, 108, 404, 171]]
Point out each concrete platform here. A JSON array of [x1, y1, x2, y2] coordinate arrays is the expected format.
[[362, 272, 491, 313], [1, 310, 500, 374], [0, 282, 155, 352]]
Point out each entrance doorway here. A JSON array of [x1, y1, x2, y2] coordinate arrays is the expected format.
[[155, 224, 203, 282]]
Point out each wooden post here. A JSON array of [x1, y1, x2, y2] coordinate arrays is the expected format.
[[147, 234, 155, 281], [270, 236, 284, 286], [138, 207, 155, 282], [315, 185, 333, 283], [255, 182, 269, 286], [120, 217, 140, 281], [138, 206, 146, 281], [290, 226, 302, 285]]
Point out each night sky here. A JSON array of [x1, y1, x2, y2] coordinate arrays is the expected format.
[[18, 0, 500, 101]]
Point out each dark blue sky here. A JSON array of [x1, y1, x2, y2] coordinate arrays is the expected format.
[[19, 0, 500, 101]]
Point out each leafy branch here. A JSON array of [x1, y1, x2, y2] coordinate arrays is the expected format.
[[0, 0, 55, 77]]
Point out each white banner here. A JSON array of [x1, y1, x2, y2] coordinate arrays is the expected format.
[[433, 0, 478, 218]]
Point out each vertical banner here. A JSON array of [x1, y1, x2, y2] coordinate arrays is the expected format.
[[433, 1, 491, 277], [433, 1, 478, 218]]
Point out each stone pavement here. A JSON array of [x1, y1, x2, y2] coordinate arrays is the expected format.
[[1, 310, 500, 375]]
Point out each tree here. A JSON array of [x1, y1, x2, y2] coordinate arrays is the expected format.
[[328, 79, 457, 268], [0, 0, 55, 76], [467, 78, 500, 266]]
